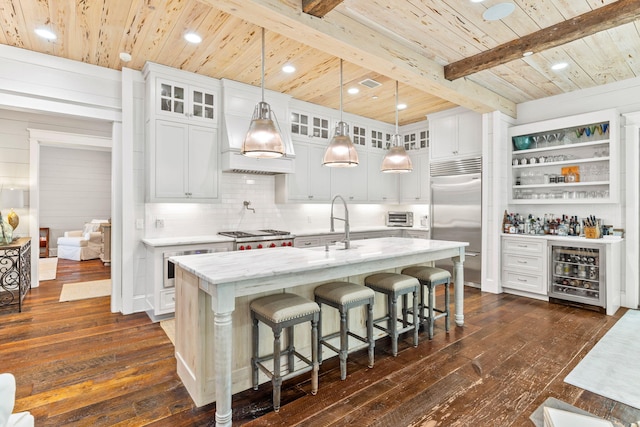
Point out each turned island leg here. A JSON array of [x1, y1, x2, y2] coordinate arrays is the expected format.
[[213, 285, 235, 427]]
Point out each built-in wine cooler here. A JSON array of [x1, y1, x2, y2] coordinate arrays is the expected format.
[[549, 242, 606, 312]]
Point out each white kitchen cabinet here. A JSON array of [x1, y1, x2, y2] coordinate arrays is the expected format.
[[150, 120, 219, 201], [144, 62, 221, 203], [290, 108, 332, 142], [430, 108, 481, 160], [508, 109, 619, 204], [367, 151, 399, 203], [400, 120, 429, 152], [155, 78, 218, 125], [501, 235, 548, 297], [275, 141, 331, 202], [400, 150, 430, 203], [330, 145, 368, 202]]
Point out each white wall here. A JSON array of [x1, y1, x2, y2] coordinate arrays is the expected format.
[[40, 146, 111, 250]]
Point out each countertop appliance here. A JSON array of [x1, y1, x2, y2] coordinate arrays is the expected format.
[[430, 157, 482, 286], [386, 211, 413, 227], [217, 229, 294, 250], [164, 248, 218, 288]]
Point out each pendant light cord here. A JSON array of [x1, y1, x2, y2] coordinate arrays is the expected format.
[[395, 81, 399, 136], [339, 59, 343, 122], [261, 27, 265, 103]]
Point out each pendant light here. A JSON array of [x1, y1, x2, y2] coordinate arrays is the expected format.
[[381, 81, 413, 173], [323, 59, 359, 167], [242, 28, 285, 158]]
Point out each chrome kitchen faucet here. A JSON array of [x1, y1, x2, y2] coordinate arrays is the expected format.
[[330, 194, 350, 249]]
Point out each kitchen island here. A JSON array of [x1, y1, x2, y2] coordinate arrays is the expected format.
[[171, 237, 468, 427]]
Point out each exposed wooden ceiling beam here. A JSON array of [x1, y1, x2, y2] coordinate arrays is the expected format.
[[200, 0, 516, 118], [445, 0, 640, 81], [302, 0, 343, 18]]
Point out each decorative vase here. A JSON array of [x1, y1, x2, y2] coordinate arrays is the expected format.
[[0, 212, 14, 244], [6, 208, 19, 230]]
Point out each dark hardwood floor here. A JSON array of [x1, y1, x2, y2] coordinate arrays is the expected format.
[[1, 258, 639, 426]]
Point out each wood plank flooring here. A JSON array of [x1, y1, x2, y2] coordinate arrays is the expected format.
[[2, 258, 639, 426]]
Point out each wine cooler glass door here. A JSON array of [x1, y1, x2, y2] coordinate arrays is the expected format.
[[549, 243, 605, 309]]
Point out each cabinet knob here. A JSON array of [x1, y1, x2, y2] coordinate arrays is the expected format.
[[308, 195, 313, 199]]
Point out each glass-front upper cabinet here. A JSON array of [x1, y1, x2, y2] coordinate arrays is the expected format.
[[508, 109, 619, 204], [157, 79, 217, 124]]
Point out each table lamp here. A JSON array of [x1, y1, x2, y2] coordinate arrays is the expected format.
[[1, 188, 24, 231]]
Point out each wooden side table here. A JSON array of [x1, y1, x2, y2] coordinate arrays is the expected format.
[[39, 227, 49, 258]]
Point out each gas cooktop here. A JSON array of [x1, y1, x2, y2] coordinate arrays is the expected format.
[[218, 229, 292, 240]]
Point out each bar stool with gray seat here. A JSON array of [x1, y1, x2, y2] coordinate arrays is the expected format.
[[250, 292, 320, 412], [401, 266, 451, 340], [314, 281, 375, 380], [364, 272, 420, 356]]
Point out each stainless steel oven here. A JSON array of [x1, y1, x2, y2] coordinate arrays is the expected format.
[[163, 248, 216, 288]]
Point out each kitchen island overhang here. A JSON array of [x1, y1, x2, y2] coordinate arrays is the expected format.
[[171, 237, 468, 427]]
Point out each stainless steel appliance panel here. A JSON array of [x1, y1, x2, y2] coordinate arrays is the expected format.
[[430, 157, 482, 286], [163, 248, 216, 288]]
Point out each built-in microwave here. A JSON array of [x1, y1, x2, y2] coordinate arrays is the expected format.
[[163, 248, 216, 288], [386, 211, 414, 227]]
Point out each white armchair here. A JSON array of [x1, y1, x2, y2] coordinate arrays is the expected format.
[[56, 219, 108, 261], [0, 373, 34, 427]]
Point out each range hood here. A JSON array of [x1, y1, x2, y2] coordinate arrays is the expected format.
[[220, 79, 295, 175], [220, 114, 295, 175]]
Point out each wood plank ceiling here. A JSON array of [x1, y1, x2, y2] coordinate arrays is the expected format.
[[0, 0, 638, 125]]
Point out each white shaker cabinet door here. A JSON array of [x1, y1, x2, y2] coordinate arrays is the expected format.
[[187, 125, 218, 200], [154, 120, 189, 199]]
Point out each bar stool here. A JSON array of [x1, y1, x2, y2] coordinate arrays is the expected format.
[[401, 266, 451, 340], [314, 281, 375, 380], [364, 272, 420, 356], [250, 293, 320, 412]]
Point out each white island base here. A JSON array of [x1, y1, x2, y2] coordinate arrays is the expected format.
[[172, 237, 468, 427]]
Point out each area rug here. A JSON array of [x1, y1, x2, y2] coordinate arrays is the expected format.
[[39, 257, 58, 281], [529, 397, 619, 427], [564, 309, 640, 410], [160, 319, 175, 345], [59, 279, 111, 302]]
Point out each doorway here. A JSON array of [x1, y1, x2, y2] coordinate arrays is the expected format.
[[28, 129, 113, 294]]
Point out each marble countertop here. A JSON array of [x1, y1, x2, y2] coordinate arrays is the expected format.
[[142, 235, 234, 247], [171, 237, 467, 288], [141, 226, 430, 247]]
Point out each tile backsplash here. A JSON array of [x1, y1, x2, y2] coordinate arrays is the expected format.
[[144, 173, 427, 238]]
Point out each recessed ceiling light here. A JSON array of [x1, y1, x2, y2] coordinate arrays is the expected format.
[[397, 103, 407, 110], [551, 62, 569, 71], [184, 32, 202, 44], [119, 52, 132, 62], [282, 64, 296, 73], [35, 28, 57, 40], [372, 95, 379, 100], [483, 2, 516, 21], [470, 0, 485, 3], [347, 87, 359, 95], [522, 51, 534, 57]]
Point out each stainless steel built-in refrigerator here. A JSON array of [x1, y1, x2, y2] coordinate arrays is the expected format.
[[430, 157, 482, 286]]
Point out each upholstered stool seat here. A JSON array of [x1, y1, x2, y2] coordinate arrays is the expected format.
[[314, 281, 375, 380], [250, 293, 320, 412], [401, 266, 451, 340], [364, 272, 420, 356]]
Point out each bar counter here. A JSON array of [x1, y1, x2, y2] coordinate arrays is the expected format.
[[171, 237, 468, 427]]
